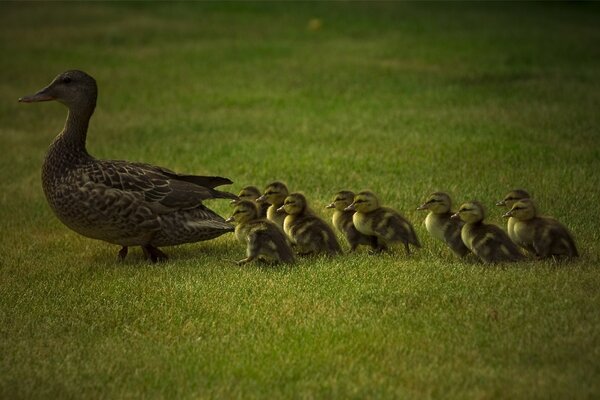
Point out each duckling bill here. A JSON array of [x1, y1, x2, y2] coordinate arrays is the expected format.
[[279, 193, 342, 256], [232, 185, 269, 218], [417, 192, 469, 257], [496, 189, 531, 243], [346, 191, 420, 254], [226, 200, 295, 265], [20, 70, 236, 262], [503, 199, 578, 259], [326, 190, 377, 252]]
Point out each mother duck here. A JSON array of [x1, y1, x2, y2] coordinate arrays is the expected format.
[[19, 70, 237, 262]]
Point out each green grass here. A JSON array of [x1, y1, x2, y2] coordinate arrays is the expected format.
[[1, 2, 600, 398]]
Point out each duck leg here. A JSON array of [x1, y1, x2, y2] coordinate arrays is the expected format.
[[117, 246, 129, 260], [142, 245, 169, 263]]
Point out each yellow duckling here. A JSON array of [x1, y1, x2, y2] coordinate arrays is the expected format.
[[451, 201, 524, 263], [346, 191, 420, 254], [278, 193, 342, 256], [256, 181, 289, 229], [417, 192, 470, 257], [496, 189, 531, 243], [326, 190, 377, 252], [232, 185, 269, 218], [226, 200, 295, 265], [503, 199, 578, 259]]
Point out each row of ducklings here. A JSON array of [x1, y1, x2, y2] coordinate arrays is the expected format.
[[225, 183, 578, 265]]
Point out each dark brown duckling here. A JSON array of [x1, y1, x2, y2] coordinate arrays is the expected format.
[[451, 201, 524, 264], [326, 190, 377, 252], [256, 181, 289, 230], [346, 190, 420, 254], [496, 189, 531, 243], [278, 193, 342, 256], [19, 70, 236, 262], [503, 199, 578, 259], [231, 185, 269, 218], [417, 192, 470, 257], [226, 200, 295, 265]]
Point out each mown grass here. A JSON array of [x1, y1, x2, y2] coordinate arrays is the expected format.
[[1, 2, 599, 399]]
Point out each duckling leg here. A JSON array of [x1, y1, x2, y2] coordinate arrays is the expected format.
[[117, 246, 128, 261], [142, 245, 169, 263], [403, 242, 411, 255]]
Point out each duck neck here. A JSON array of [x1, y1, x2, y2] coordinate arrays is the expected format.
[[50, 102, 95, 163]]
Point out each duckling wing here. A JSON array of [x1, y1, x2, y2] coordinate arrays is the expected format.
[[82, 160, 237, 213], [376, 209, 421, 247], [534, 218, 579, 258], [473, 225, 524, 263]]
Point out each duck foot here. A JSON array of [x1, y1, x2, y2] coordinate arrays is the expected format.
[[117, 246, 129, 261], [142, 245, 169, 263]]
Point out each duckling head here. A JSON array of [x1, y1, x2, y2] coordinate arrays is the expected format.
[[278, 192, 308, 216], [19, 70, 98, 111], [231, 185, 262, 205], [451, 201, 485, 223], [345, 190, 380, 213], [226, 200, 259, 224], [256, 181, 289, 206], [496, 189, 531, 208], [417, 192, 452, 214], [326, 190, 355, 211], [503, 199, 538, 221]]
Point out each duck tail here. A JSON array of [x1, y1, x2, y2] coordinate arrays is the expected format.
[[177, 175, 233, 188]]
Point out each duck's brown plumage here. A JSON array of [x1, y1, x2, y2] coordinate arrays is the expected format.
[[20, 70, 236, 262]]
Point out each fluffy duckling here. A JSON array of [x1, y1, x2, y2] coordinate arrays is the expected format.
[[226, 200, 295, 265], [326, 190, 377, 252], [232, 185, 269, 218], [256, 181, 289, 229], [451, 201, 524, 264], [346, 191, 420, 254], [496, 189, 531, 243], [417, 192, 470, 257], [278, 193, 342, 256], [503, 199, 578, 259]]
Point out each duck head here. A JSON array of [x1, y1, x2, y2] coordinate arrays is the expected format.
[[451, 201, 485, 223], [256, 181, 288, 206], [496, 189, 530, 208], [19, 70, 97, 110], [231, 185, 262, 205], [326, 190, 355, 211], [226, 200, 259, 224], [417, 192, 452, 214], [277, 193, 307, 216], [503, 199, 537, 221], [345, 190, 379, 213]]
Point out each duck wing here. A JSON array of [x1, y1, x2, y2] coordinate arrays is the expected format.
[[81, 160, 237, 213]]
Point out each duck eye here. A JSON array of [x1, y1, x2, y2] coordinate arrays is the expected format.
[[62, 76, 72, 84]]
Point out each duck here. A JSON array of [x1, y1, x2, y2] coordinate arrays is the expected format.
[[225, 200, 295, 265], [278, 193, 342, 256], [502, 199, 578, 259], [232, 185, 269, 218], [345, 191, 420, 254], [496, 189, 531, 243], [417, 192, 470, 257], [19, 70, 237, 262], [325, 190, 377, 252], [451, 201, 524, 264], [256, 181, 289, 229]]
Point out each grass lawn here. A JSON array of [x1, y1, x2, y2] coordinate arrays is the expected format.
[[1, 2, 599, 398]]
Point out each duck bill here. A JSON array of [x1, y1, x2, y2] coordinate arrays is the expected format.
[[416, 203, 428, 211], [230, 199, 240, 205], [256, 195, 267, 203], [225, 216, 235, 223], [325, 203, 335, 209], [495, 200, 505, 207], [19, 86, 55, 103], [276, 205, 286, 213], [502, 211, 512, 219], [344, 204, 356, 212], [450, 212, 460, 220]]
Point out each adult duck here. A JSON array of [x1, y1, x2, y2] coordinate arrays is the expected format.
[[19, 70, 236, 262]]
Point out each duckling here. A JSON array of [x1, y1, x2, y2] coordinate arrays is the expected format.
[[231, 185, 269, 218], [451, 201, 524, 264], [503, 199, 578, 259], [256, 181, 289, 229], [326, 190, 377, 252], [345, 191, 420, 254], [496, 189, 531, 243], [417, 192, 470, 257], [278, 193, 342, 256], [226, 200, 295, 265]]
